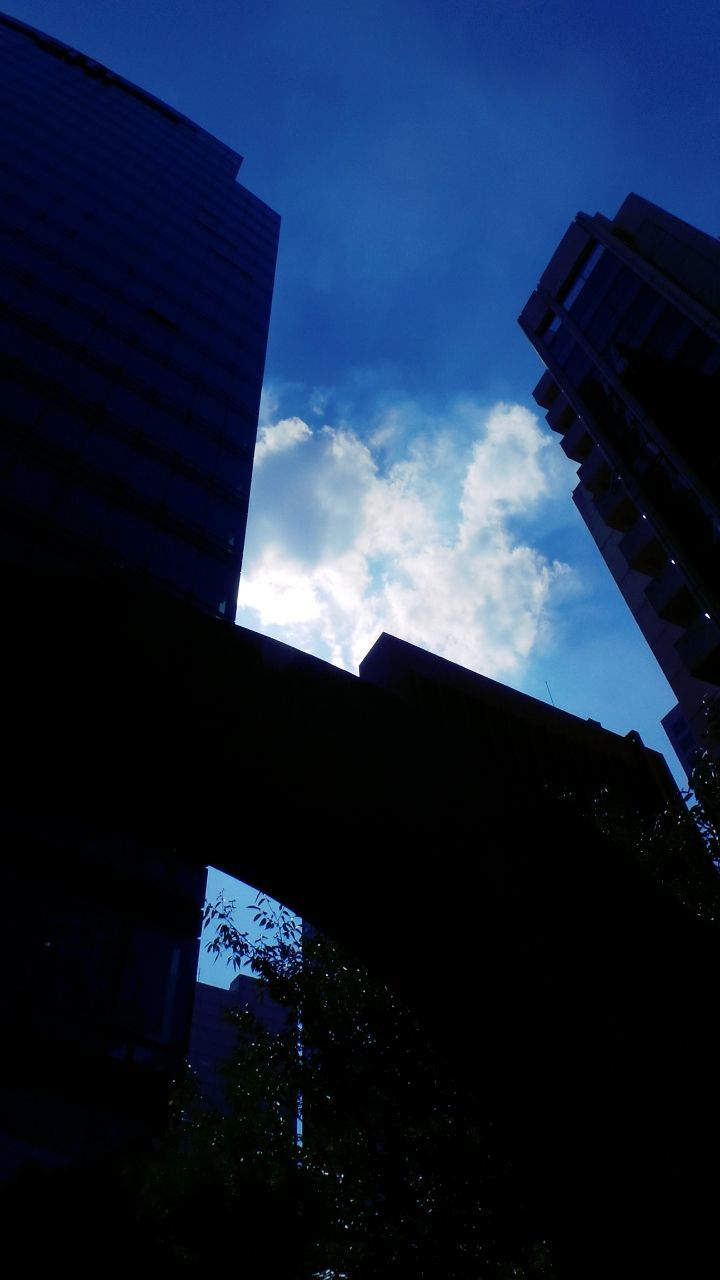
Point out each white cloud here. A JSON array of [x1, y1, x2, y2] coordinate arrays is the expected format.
[[237, 400, 573, 678], [459, 403, 556, 538], [254, 416, 312, 464]]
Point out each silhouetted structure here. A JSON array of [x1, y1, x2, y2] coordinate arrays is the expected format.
[[0, 11, 277, 1175], [520, 193, 720, 771], [189, 974, 287, 1114], [4, 569, 719, 1274], [1, 819, 205, 1177], [360, 631, 675, 812], [0, 11, 278, 618]]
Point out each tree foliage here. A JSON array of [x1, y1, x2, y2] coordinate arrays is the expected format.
[[140, 893, 556, 1279], [4, 752, 719, 1274], [588, 748, 720, 921]]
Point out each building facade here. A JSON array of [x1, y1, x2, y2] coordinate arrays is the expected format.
[[359, 631, 678, 815], [0, 13, 278, 1175], [519, 193, 720, 771], [1, 815, 206, 1176], [0, 12, 279, 619], [189, 973, 287, 1114]]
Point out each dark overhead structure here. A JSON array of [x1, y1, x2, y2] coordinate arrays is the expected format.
[[7, 573, 717, 1275], [359, 630, 675, 810], [520, 193, 720, 772]]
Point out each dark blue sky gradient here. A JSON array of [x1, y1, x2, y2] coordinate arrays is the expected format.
[[11, 0, 720, 412]]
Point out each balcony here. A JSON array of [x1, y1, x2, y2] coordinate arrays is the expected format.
[[645, 563, 700, 625], [560, 417, 594, 462], [675, 614, 720, 683], [578, 448, 611, 493], [619, 520, 666, 575], [547, 394, 576, 435], [533, 370, 559, 409], [594, 486, 639, 532]]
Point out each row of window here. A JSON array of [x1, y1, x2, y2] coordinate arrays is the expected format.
[[1, 421, 245, 562], [2, 477, 236, 618], [1, 126, 277, 270], [16, 20, 200, 131], [553, 385, 720, 600], [638, 220, 720, 319], [0, 183, 275, 322], [2, 128, 230, 234], [8, 97, 186, 163], [0, 229, 271, 405], [11, 236, 270, 336], [2, 350, 254, 511], [1, 152, 267, 254], [199, 197, 280, 252], [562, 249, 720, 378], [201, 177, 280, 234], [0, 290, 259, 433], [542, 250, 720, 396]]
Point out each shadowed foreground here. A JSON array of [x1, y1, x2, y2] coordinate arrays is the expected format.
[[2, 570, 718, 1275]]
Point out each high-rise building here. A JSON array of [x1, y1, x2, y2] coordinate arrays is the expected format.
[[519, 193, 720, 771], [0, 12, 278, 1174], [0, 11, 279, 619]]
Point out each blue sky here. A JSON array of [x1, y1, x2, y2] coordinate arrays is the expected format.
[[11, 0, 717, 789]]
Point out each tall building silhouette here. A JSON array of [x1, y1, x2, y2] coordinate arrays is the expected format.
[[0, 12, 278, 1174], [0, 11, 279, 619], [519, 193, 720, 771]]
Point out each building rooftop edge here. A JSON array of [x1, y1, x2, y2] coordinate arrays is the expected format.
[[0, 9, 244, 172], [361, 631, 668, 760]]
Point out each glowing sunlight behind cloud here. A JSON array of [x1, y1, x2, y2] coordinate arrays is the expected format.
[[237, 401, 573, 676]]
